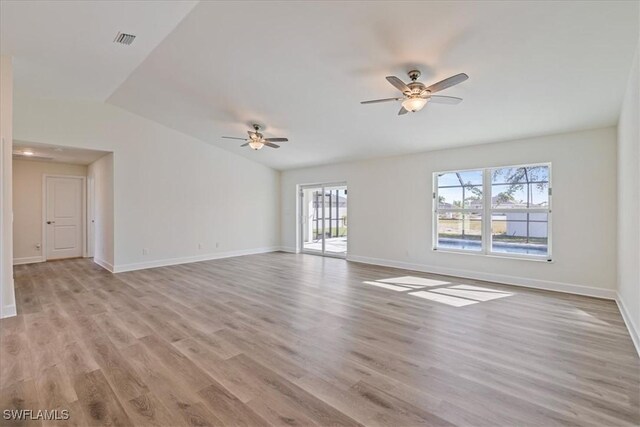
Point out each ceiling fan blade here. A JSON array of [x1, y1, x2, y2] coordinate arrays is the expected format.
[[264, 137, 288, 142], [240, 142, 249, 147], [221, 136, 246, 140], [398, 106, 408, 115], [361, 97, 403, 105], [425, 73, 468, 93], [264, 142, 280, 149], [386, 76, 410, 93], [429, 95, 463, 105]]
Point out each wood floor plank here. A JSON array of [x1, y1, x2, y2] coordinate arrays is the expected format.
[[351, 380, 456, 426], [43, 399, 90, 427], [123, 392, 183, 427], [228, 353, 363, 426], [72, 369, 132, 427], [2, 253, 638, 426], [120, 342, 223, 426], [295, 372, 439, 427], [138, 334, 215, 392], [0, 318, 32, 388], [0, 379, 42, 427], [92, 312, 137, 349], [34, 365, 77, 410], [104, 308, 154, 340], [197, 381, 270, 426], [61, 342, 101, 377], [68, 315, 148, 403], [171, 338, 263, 403]]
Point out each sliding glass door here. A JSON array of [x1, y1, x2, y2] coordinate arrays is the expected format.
[[299, 183, 347, 257], [323, 185, 348, 256], [300, 186, 325, 254]]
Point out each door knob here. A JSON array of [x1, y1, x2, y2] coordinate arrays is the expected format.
[[46, 221, 55, 224]]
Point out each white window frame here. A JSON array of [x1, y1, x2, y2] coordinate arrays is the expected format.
[[433, 163, 552, 262]]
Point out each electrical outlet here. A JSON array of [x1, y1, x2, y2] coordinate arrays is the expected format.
[[215, 242, 219, 248], [142, 248, 149, 255], [198, 243, 203, 250]]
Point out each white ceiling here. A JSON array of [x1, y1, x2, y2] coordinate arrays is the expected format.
[[3, 1, 639, 170], [13, 140, 109, 165], [0, 0, 197, 101]]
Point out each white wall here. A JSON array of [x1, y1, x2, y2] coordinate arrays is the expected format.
[[88, 153, 114, 269], [14, 96, 280, 273], [281, 127, 618, 297], [617, 45, 639, 351], [13, 159, 87, 263], [0, 56, 16, 318]]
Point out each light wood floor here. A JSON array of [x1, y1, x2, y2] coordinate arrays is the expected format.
[[1, 253, 638, 426]]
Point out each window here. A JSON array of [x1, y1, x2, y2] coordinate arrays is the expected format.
[[434, 164, 551, 260], [435, 170, 483, 252], [490, 165, 550, 257]]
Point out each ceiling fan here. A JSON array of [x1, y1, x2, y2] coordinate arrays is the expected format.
[[361, 70, 468, 115], [222, 124, 288, 150]]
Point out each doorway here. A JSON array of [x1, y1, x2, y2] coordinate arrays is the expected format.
[[299, 183, 347, 257], [12, 141, 111, 267]]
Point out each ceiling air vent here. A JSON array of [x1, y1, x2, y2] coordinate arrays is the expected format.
[[114, 32, 136, 45]]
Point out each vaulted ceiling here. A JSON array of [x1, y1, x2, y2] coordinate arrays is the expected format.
[[0, 0, 197, 101], [2, 1, 638, 170]]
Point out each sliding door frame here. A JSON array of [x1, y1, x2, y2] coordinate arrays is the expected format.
[[298, 181, 347, 259]]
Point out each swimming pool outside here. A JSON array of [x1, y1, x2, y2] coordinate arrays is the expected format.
[[437, 237, 548, 256]]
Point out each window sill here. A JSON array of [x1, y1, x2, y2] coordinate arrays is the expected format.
[[433, 247, 553, 263]]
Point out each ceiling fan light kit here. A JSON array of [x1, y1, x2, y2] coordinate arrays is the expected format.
[[361, 69, 468, 115], [221, 124, 289, 151], [248, 140, 264, 150], [402, 96, 428, 112]]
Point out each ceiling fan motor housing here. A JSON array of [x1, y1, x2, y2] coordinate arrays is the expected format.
[[407, 81, 427, 94]]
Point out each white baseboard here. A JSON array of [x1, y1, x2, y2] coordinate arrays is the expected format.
[[277, 246, 298, 253], [346, 254, 617, 300], [13, 256, 45, 265], [1, 303, 16, 319], [616, 293, 640, 357], [93, 257, 115, 273], [112, 246, 281, 273]]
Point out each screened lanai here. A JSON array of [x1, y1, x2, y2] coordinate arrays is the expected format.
[[435, 165, 551, 257]]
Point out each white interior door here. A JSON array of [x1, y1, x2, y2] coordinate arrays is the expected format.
[[87, 175, 95, 258], [46, 176, 83, 260]]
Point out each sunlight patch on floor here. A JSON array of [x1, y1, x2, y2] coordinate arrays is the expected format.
[[572, 308, 612, 326], [429, 285, 513, 302], [363, 276, 515, 307], [410, 290, 479, 307], [363, 281, 410, 292], [379, 276, 450, 287]]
